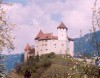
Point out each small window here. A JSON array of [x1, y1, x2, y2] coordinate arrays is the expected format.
[[45, 44, 47, 46], [54, 44, 56, 46], [42, 44, 44, 46], [62, 44, 64, 46], [41, 50, 42, 51], [46, 49, 48, 51]]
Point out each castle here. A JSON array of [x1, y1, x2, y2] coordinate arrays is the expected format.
[[24, 22, 74, 61]]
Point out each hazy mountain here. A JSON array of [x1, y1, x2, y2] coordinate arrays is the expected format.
[[74, 30, 100, 57], [4, 54, 24, 71]]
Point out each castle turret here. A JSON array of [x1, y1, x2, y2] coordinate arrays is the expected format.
[[57, 22, 68, 41], [24, 44, 31, 61], [24, 44, 35, 61]]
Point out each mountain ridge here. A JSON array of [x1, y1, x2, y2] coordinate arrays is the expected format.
[[74, 30, 100, 57]]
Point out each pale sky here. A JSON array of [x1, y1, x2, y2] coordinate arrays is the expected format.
[[3, 0, 100, 54]]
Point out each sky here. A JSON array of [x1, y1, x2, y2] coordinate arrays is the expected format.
[[2, 0, 100, 54]]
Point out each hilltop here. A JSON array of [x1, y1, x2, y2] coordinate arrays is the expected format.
[[10, 53, 98, 78]]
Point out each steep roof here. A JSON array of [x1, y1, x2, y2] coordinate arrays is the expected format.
[[57, 22, 68, 29], [36, 30, 44, 38], [35, 31, 58, 40], [24, 44, 31, 51], [24, 44, 35, 55]]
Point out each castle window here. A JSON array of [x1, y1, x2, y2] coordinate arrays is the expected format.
[[45, 44, 47, 46], [45, 40, 47, 42], [62, 44, 64, 46], [41, 50, 42, 51], [42, 44, 44, 46], [54, 44, 56, 46], [46, 49, 48, 50], [62, 34, 63, 36]]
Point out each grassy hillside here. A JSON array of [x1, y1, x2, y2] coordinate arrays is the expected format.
[[12, 53, 99, 78]]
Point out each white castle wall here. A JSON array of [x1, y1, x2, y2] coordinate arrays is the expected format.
[[58, 29, 68, 41], [24, 50, 29, 62], [35, 40, 70, 55], [69, 41, 74, 56]]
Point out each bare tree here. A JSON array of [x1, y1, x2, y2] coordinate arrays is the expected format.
[[0, 0, 15, 77], [91, 0, 100, 57], [77, 30, 83, 58], [92, 0, 100, 29]]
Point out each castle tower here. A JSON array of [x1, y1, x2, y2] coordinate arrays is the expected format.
[[57, 22, 68, 41], [24, 44, 31, 61]]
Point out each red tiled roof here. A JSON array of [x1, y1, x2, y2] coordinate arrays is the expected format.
[[36, 30, 44, 39], [57, 22, 68, 29], [24, 44, 31, 51], [24, 44, 35, 54], [52, 36, 58, 40], [35, 31, 58, 40]]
